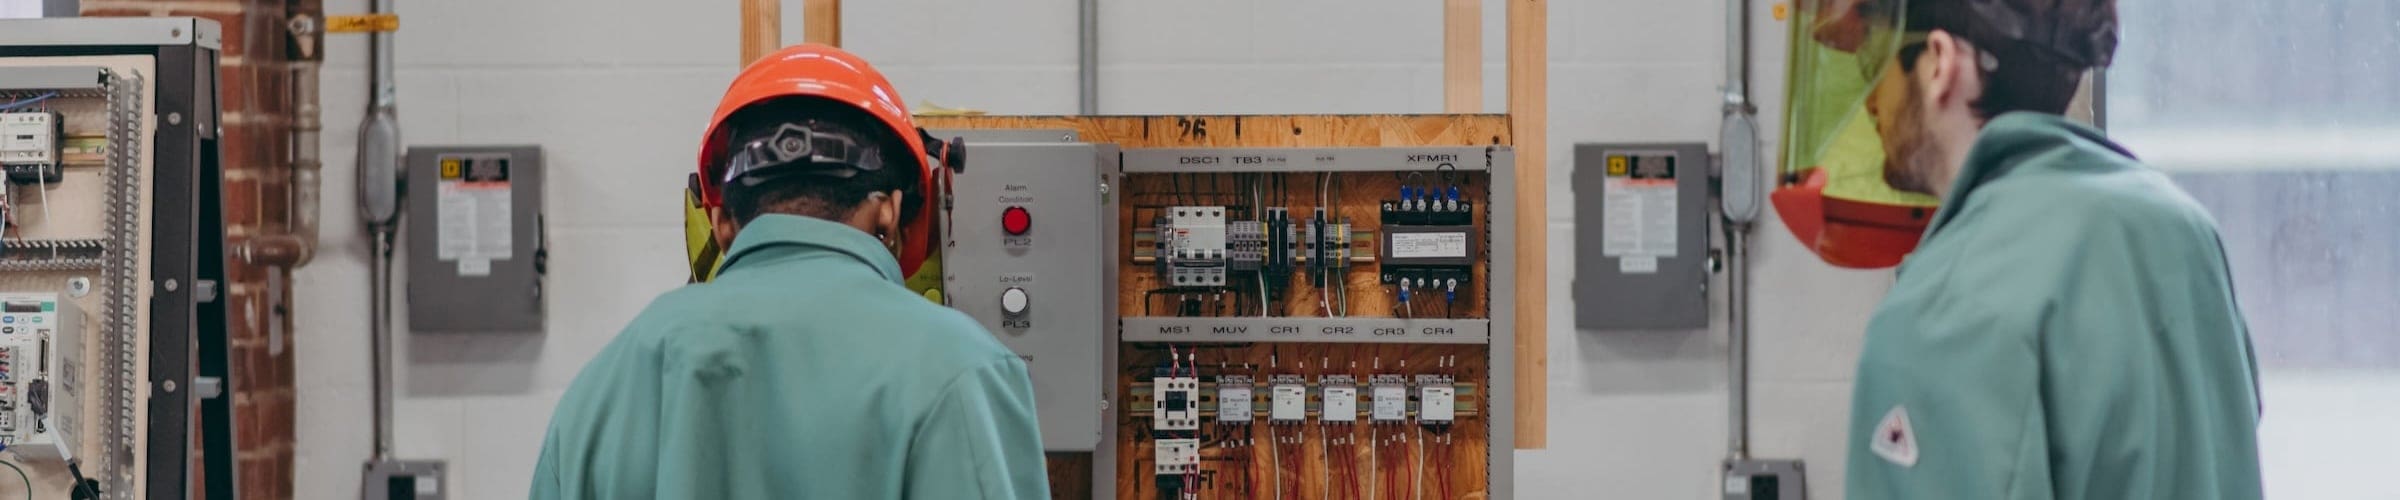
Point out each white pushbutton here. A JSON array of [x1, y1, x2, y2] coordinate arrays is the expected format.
[[1001, 287, 1030, 316]]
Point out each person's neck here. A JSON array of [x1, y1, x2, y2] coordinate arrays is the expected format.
[[1925, 117, 1986, 200]]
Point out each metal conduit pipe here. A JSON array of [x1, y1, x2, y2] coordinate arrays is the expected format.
[[358, 0, 405, 462], [1721, 0, 1760, 462], [1078, 0, 1098, 114]]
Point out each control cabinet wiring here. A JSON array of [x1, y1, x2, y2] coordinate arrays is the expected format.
[[1114, 146, 1501, 499]]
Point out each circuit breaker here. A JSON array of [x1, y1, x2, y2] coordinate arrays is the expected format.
[[1574, 143, 1712, 329], [937, 133, 1115, 452], [0, 293, 81, 460], [404, 145, 546, 333]]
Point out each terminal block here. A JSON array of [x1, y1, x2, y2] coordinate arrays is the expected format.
[[1379, 184, 1473, 226], [1303, 211, 1353, 284], [1226, 221, 1267, 272]]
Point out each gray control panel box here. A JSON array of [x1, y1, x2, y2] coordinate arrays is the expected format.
[[404, 145, 545, 333], [942, 139, 1115, 451], [1573, 143, 1710, 329]]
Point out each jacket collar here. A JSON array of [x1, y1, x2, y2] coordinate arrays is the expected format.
[[716, 214, 904, 284], [1924, 112, 2136, 237]]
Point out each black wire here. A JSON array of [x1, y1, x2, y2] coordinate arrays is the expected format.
[[0, 460, 25, 500]]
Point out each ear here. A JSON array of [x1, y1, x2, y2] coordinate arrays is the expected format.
[[1920, 30, 1982, 110], [709, 206, 741, 249], [876, 189, 904, 234]]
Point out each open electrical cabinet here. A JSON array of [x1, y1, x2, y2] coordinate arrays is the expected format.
[[924, 115, 1518, 500], [0, 17, 236, 500]]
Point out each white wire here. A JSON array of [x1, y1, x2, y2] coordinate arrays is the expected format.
[[1367, 425, 1379, 500], [1270, 430, 1283, 500], [1319, 424, 1333, 500], [35, 167, 49, 229]]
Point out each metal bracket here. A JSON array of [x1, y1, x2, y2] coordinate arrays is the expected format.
[[193, 377, 223, 400]]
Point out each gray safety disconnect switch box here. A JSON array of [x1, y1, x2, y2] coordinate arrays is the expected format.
[[1574, 143, 1710, 329], [405, 145, 545, 333], [936, 132, 1115, 452]]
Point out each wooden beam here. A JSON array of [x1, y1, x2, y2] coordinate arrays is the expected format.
[[1506, 0, 1549, 450], [1444, 0, 1484, 113], [804, 0, 842, 47], [740, 0, 780, 65]]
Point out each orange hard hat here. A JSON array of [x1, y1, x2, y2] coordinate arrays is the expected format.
[[689, 44, 959, 280]]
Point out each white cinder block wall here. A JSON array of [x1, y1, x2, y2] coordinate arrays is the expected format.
[[294, 1, 1897, 498]]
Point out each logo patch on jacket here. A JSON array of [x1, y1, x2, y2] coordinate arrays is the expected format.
[[1871, 405, 1919, 467]]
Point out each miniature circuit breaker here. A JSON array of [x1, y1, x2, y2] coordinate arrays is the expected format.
[[1160, 206, 1230, 288]]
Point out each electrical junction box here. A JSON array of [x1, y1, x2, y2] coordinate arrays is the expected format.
[[935, 135, 1115, 452], [0, 293, 80, 459], [405, 146, 546, 333], [1573, 143, 1712, 330], [1725, 459, 1807, 500]]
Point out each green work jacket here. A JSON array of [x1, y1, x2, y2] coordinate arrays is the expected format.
[[532, 214, 1049, 499], [1847, 113, 2263, 499]]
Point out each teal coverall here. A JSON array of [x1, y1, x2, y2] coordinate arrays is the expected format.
[[532, 214, 1051, 499], [1847, 113, 2264, 499]]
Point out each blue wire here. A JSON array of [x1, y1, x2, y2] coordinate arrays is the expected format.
[[0, 92, 59, 111]]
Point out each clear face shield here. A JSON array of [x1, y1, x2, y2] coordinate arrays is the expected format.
[[1772, 0, 1944, 269]]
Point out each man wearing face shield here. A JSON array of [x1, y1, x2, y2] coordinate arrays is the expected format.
[[531, 44, 1049, 499], [1780, 1, 2265, 498]]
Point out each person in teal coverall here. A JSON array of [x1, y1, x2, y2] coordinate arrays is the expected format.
[[1813, 0, 2267, 498], [532, 45, 1048, 499]]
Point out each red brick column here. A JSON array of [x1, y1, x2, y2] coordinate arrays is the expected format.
[[81, 2, 308, 499]]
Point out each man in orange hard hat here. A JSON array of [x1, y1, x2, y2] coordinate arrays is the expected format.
[[531, 44, 1049, 499], [1779, 0, 2265, 498]]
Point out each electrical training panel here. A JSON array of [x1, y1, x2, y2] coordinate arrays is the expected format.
[[1116, 146, 1514, 500], [3, 17, 234, 499], [934, 137, 1515, 499]]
